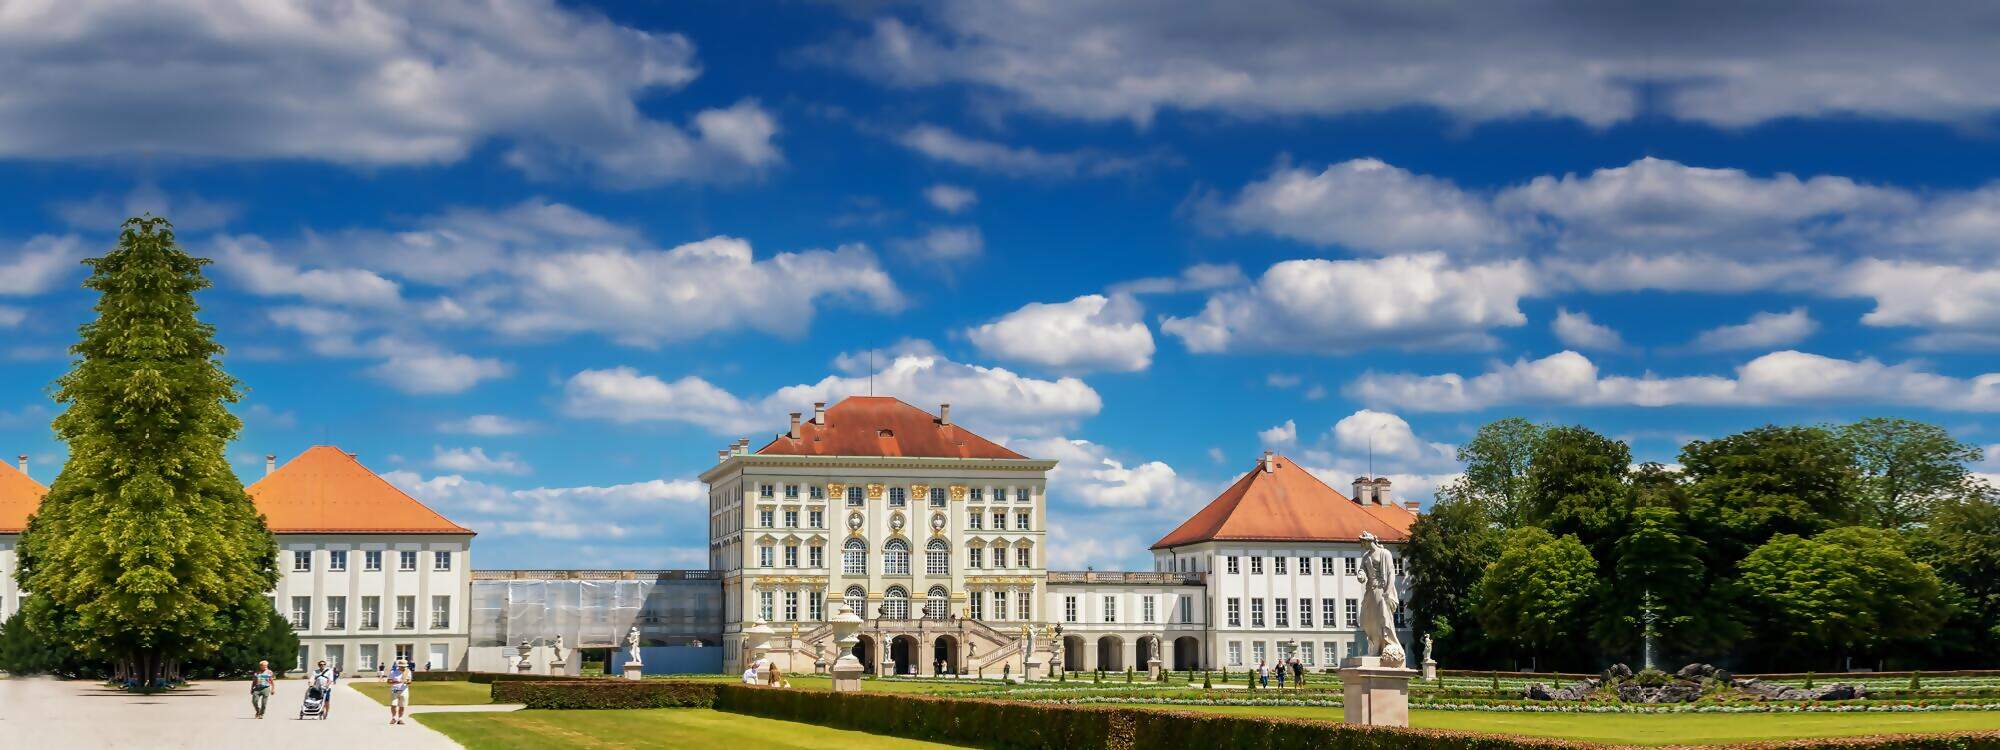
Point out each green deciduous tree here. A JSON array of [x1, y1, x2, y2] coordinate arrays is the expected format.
[[1406, 488, 1503, 666], [1680, 425, 1859, 567], [1837, 418, 1982, 530], [1526, 425, 1632, 558], [16, 217, 279, 687], [1908, 485, 2000, 667], [1735, 527, 1945, 669], [1456, 417, 1544, 528], [1475, 526, 1598, 669], [1592, 505, 1736, 662]]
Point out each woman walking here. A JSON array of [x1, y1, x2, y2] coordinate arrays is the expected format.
[[249, 660, 276, 719], [385, 658, 413, 725]]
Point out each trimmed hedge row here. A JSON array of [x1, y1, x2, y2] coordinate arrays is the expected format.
[[714, 684, 1129, 750], [494, 680, 716, 709]]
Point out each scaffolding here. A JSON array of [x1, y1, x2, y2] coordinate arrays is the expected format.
[[470, 572, 723, 648]]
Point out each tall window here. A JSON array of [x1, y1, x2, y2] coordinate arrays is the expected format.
[[1250, 598, 1265, 628], [1274, 557, 1287, 575], [758, 509, 774, 528], [783, 510, 799, 528], [1321, 556, 1336, 576], [364, 550, 382, 572], [1179, 597, 1193, 624], [361, 596, 380, 629], [783, 544, 799, 567], [292, 550, 311, 572], [809, 509, 824, 528], [1345, 557, 1358, 577], [926, 586, 949, 619], [1275, 598, 1289, 628], [1226, 556, 1239, 574], [784, 484, 799, 499], [1252, 642, 1266, 665], [843, 539, 867, 575], [431, 596, 452, 628], [784, 591, 799, 621], [1299, 598, 1313, 628], [433, 551, 452, 571], [1322, 599, 1337, 629], [925, 539, 949, 575], [1015, 512, 1030, 530], [395, 596, 415, 629], [1228, 641, 1242, 666], [758, 545, 774, 568], [1015, 546, 1031, 568], [1344, 599, 1359, 627], [992, 590, 1008, 620], [758, 590, 775, 621], [326, 596, 346, 629], [328, 550, 347, 572], [810, 484, 825, 500], [992, 544, 1007, 568], [289, 596, 311, 630], [969, 590, 984, 619], [846, 486, 864, 506], [808, 591, 824, 620], [929, 487, 946, 507], [843, 586, 865, 617], [399, 550, 418, 571], [990, 511, 1006, 529], [1395, 557, 1405, 577], [1103, 595, 1117, 623], [1018, 590, 1031, 621], [968, 547, 984, 569], [1249, 556, 1263, 574], [1324, 643, 1341, 666], [1064, 595, 1078, 623], [1227, 597, 1241, 627], [1142, 596, 1156, 624], [809, 544, 824, 569], [1302, 641, 1315, 666], [883, 539, 910, 575], [1394, 602, 1406, 628], [968, 510, 983, 530], [889, 487, 907, 507], [882, 587, 909, 619]]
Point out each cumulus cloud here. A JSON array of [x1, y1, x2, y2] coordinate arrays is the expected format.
[[386, 469, 702, 542], [213, 235, 403, 307], [432, 446, 532, 475], [1257, 420, 1297, 449], [1348, 350, 2000, 412], [0, 0, 778, 186], [365, 349, 511, 395], [1686, 308, 1818, 352], [966, 294, 1154, 374], [564, 353, 1103, 437], [1551, 308, 1627, 352], [1161, 253, 1536, 354], [1326, 409, 1458, 472], [821, 2, 2000, 128], [53, 184, 240, 231], [1208, 158, 1509, 253], [439, 414, 535, 436], [0, 235, 84, 296], [924, 184, 978, 213], [1840, 259, 2000, 349], [1014, 437, 1212, 512]]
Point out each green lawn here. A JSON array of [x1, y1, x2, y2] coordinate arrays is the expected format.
[[650, 674, 991, 695], [417, 708, 967, 749], [348, 680, 494, 706], [1159, 704, 2000, 745]]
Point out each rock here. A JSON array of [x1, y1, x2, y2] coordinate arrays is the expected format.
[[1524, 682, 1555, 700], [1675, 663, 1717, 681], [1812, 684, 1864, 701], [1733, 678, 1865, 702], [1524, 679, 1600, 701], [1603, 663, 1634, 681], [1616, 681, 1703, 704]]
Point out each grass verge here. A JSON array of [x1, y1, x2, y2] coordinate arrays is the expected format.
[[416, 707, 967, 749], [348, 680, 494, 706], [1154, 703, 2000, 745]]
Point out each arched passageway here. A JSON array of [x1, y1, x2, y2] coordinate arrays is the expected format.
[[1096, 635, 1124, 672], [853, 635, 877, 675], [933, 635, 960, 675], [1173, 636, 1201, 671], [1063, 636, 1085, 672], [890, 634, 919, 676]]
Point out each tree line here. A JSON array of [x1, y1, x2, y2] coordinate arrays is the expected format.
[[1407, 417, 1999, 673]]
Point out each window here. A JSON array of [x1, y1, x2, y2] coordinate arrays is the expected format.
[[399, 551, 418, 571], [924, 586, 949, 619], [808, 591, 824, 620], [784, 484, 799, 500], [846, 486, 864, 506], [434, 551, 451, 571], [808, 544, 824, 569], [1064, 596, 1078, 623], [1302, 641, 1315, 666], [1300, 556, 1312, 573], [1320, 556, 1336, 575], [925, 539, 949, 575], [969, 590, 983, 619], [1142, 596, 1156, 624], [783, 545, 799, 568], [888, 487, 907, 506], [808, 509, 824, 528], [758, 590, 775, 621], [1226, 556, 1239, 574], [784, 591, 799, 621], [992, 545, 1007, 568], [929, 487, 946, 507], [365, 550, 382, 572], [1252, 642, 1266, 664], [990, 511, 1006, 529], [969, 488, 983, 501], [1322, 599, 1337, 629], [1015, 512, 1030, 530], [883, 539, 910, 575], [1249, 556, 1263, 574], [326, 596, 346, 630], [758, 545, 775, 568], [843, 539, 867, 575], [1345, 599, 1359, 627], [1102, 595, 1118, 623], [1015, 546, 1031, 568], [967, 510, 983, 530], [431, 595, 452, 628], [292, 550, 311, 572], [1274, 598, 1289, 628], [843, 586, 865, 617], [361, 596, 381, 630], [1274, 557, 1287, 575], [1345, 557, 1358, 577], [1179, 597, 1193, 624], [883, 587, 910, 619], [1299, 598, 1313, 628], [1018, 590, 1031, 621], [328, 550, 347, 572], [395, 643, 415, 667], [1326, 642, 1342, 665], [395, 596, 416, 629], [1394, 602, 1406, 628], [968, 547, 984, 569], [1228, 641, 1243, 666], [992, 590, 1008, 620], [784, 510, 799, 528], [1250, 598, 1266, 628], [1395, 556, 1405, 578], [1227, 597, 1241, 627], [758, 509, 775, 528], [809, 484, 825, 500], [290, 596, 311, 630], [759, 483, 775, 498], [1016, 487, 1033, 502], [359, 644, 379, 671]]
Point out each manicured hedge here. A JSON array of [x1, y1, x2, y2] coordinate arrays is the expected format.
[[716, 684, 1131, 750], [493, 680, 717, 709], [1129, 710, 1594, 750]]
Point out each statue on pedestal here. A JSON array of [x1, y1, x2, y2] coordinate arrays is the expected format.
[[625, 626, 643, 664], [1358, 531, 1405, 667], [1422, 635, 1432, 665]]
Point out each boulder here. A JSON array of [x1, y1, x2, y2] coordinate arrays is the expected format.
[[1675, 663, 1718, 681], [1524, 678, 1600, 701], [1603, 663, 1634, 681]]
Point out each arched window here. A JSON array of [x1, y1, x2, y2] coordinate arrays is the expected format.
[[925, 538, 949, 575], [843, 538, 868, 575], [883, 586, 910, 620], [844, 585, 866, 618], [926, 586, 949, 619], [883, 538, 911, 575]]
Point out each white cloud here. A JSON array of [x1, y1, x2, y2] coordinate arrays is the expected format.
[[385, 469, 701, 542], [1107, 263, 1247, 296], [1541, 253, 1837, 293], [1010, 436, 1214, 512], [896, 124, 1147, 178], [0, 307, 22, 328], [1257, 419, 1297, 449], [891, 225, 984, 265], [0, 235, 84, 296], [366, 349, 511, 395], [1210, 158, 1508, 253], [432, 446, 531, 475], [561, 367, 763, 433], [2, 0, 777, 186], [1841, 260, 2000, 348], [1161, 253, 1536, 354], [213, 235, 403, 307], [822, 3, 2000, 128], [1265, 372, 1302, 389], [1551, 308, 1627, 352], [53, 184, 240, 231], [924, 184, 978, 213], [439, 414, 535, 436], [1327, 409, 1458, 472], [1687, 308, 1818, 352], [966, 294, 1154, 374], [1349, 349, 2000, 412]]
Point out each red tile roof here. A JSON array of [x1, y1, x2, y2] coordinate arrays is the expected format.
[[0, 461, 47, 534], [1151, 455, 1415, 549], [247, 446, 472, 534], [754, 397, 1026, 460]]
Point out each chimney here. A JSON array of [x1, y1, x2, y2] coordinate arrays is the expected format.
[[788, 412, 802, 439], [717, 449, 730, 463], [734, 438, 750, 456], [1374, 477, 1393, 506], [938, 403, 951, 426], [1351, 476, 1373, 505], [1405, 500, 1421, 512], [814, 401, 827, 425], [1261, 450, 1275, 473], [265, 454, 276, 477], [16, 454, 26, 477]]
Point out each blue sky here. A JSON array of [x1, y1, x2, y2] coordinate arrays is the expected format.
[[3, 1, 1999, 571]]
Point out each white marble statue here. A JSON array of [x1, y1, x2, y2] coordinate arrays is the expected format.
[[552, 635, 566, 664], [1422, 634, 1432, 664], [1358, 531, 1406, 666], [625, 626, 643, 664]]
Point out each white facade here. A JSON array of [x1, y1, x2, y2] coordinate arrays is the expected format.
[[0, 537, 20, 624], [275, 533, 473, 674], [1156, 541, 1411, 672], [1044, 572, 1209, 672]]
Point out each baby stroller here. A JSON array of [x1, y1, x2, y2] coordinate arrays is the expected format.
[[299, 671, 335, 720]]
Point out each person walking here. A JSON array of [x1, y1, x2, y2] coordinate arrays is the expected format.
[[384, 658, 413, 725], [1256, 660, 1268, 688], [249, 660, 276, 719], [1291, 658, 1305, 688], [1275, 657, 1287, 688], [311, 661, 338, 717]]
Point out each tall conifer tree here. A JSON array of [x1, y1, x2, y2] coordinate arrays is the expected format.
[[16, 217, 278, 686]]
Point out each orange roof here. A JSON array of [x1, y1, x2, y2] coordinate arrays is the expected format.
[[0, 461, 48, 534], [247, 446, 472, 534], [754, 397, 1026, 460], [1151, 455, 1415, 549]]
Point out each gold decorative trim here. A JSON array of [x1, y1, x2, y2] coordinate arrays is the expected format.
[[950, 484, 967, 500], [865, 483, 885, 500], [911, 483, 929, 499], [826, 483, 846, 497]]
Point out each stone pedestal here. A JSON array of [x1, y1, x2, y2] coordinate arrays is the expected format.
[[623, 661, 645, 681], [1148, 658, 1163, 681], [1025, 656, 1045, 681], [549, 659, 566, 675], [831, 662, 862, 692], [1422, 659, 1437, 682], [1341, 656, 1417, 727]]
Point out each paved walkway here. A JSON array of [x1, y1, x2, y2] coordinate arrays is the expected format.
[[0, 676, 466, 748]]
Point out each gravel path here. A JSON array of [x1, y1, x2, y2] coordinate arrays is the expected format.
[[0, 676, 465, 749]]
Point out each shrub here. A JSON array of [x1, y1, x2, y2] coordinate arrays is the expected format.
[[1202, 671, 1213, 690], [1634, 668, 1670, 687], [716, 684, 1128, 750], [493, 680, 716, 709], [1911, 671, 1923, 691]]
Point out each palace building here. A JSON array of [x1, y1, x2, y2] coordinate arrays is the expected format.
[[0, 455, 44, 624]]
